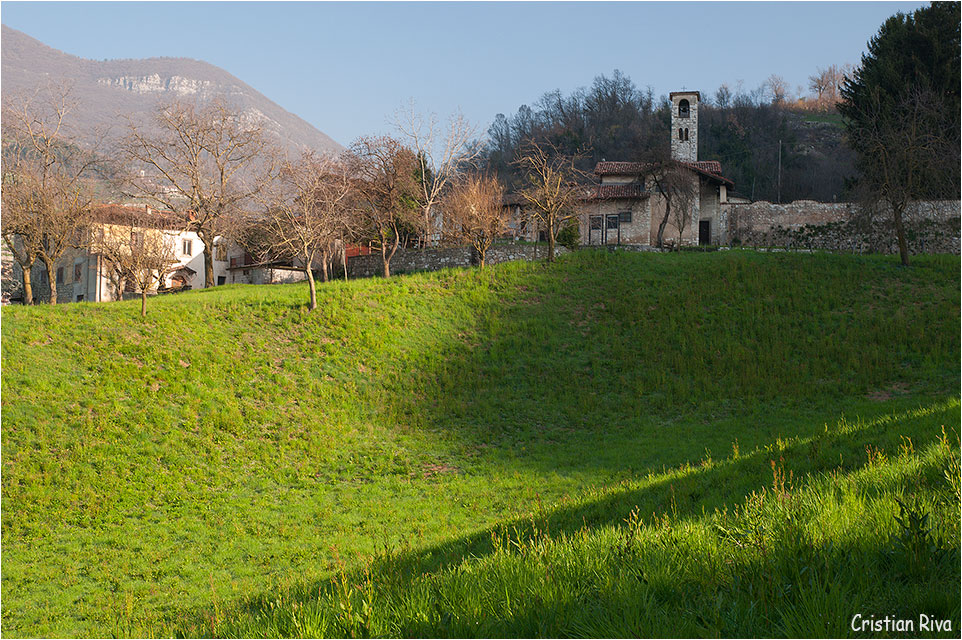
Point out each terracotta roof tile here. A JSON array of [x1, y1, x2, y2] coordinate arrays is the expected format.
[[582, 184, 648, 201], [687, 160, 722, 174], [594, 160, 733, 187], [682, 161, 733, 186], [90, 204, 186, 230], [594, 161, 648, 176]]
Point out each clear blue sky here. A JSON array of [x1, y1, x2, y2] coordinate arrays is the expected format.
[[1, 1, 926, 146]]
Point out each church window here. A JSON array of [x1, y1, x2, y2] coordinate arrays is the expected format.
[[678, 128, 684, 140], [678, 99, 690, 118], [684, 128, 689, 141]]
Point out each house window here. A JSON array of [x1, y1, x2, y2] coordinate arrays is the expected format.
[[182, 239, 193, 256], [56, 267, 64, 284], [678, 99, 690, 118], [74, 263, 83, 282], [619, 211, 632, 224], [606, 216, 619, 230], [130, 231, 143, 248], [215, 245, 227, 261], [589, 216, 603, 230], [76, 294, 84, 302]]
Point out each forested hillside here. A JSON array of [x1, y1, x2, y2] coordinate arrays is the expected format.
[[483, 70, 855, 202]]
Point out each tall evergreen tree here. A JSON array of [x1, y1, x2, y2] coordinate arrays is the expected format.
[[839, 1, 961, 265]]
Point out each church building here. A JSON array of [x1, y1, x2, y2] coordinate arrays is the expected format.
[[579, 90, 736, 247]]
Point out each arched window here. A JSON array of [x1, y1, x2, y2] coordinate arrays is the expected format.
[[678, 128, 684, 140], [684, 128, 689, 141], [678, 99, 690, 118]]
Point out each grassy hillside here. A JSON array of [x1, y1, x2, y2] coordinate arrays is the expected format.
[[1, 250, 959, 637]]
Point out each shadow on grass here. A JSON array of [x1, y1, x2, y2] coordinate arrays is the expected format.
[[175, 397, 960, 637], [363, 251, 959, 478]]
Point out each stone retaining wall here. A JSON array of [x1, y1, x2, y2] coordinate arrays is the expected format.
[[346, 244, 567, 279], [724, 200, 960, 254]]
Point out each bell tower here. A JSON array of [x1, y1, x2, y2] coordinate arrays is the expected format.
[[670, 91, 699, 163]]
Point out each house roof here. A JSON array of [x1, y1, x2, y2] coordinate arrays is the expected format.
[[594, 161, 649, 176], [593, 160, 733, 187], [582, 184, 649, 201], [683, 161, 733, 187], [91, 204, 186, 230]]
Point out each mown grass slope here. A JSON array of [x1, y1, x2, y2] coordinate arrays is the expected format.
[[1, 250, 959, 637]]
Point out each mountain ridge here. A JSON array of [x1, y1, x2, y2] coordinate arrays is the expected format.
[[1, 24, 343, 156]]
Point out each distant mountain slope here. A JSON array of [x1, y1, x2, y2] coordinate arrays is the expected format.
[[1, 24, 342, 156]]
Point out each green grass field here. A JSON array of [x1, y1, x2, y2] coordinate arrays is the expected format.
[[1, 250, 959, 637]]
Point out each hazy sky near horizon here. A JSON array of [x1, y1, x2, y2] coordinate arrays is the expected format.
[[1, 1, 926, 146]]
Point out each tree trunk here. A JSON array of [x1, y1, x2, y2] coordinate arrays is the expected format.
[[43, 259, 58, 304], [203, 242, 214, 288], [423, 203, 432, 249], [657, 199, 671, 248], [893, 203, 910, 266], [320, 250, 329, 283], [342, 244, 348, 281], [546, 225, 556, 263], [382, 232, 400, 278], [381, 242, 390, 278], [141, 290, 148, 317], [21, 264, 34, 305], [306, 268, 318, 311]]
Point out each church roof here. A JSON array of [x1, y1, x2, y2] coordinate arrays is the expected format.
[[593, 160, 733, 187], [582, 184, 649, 201]]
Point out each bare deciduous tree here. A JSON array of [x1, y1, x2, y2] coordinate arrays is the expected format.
[[808, 64, 854, 111], [259, 152, 355, 310], [845, 86, 954, 266], [443, 173, 507, 268], [347, 136, 420, 278], [394, 102, 482, 247], [122, 99, 276, 288], [649, 161, 699, 249], [1, 171, 43, 304], [514, 141, 587, 262], [766, 74, 791, 106], [1, 84, 97, 304], [93, 215, 178, 317]]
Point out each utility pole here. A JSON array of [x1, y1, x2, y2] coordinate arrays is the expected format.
[[777, 139, 782, 204]]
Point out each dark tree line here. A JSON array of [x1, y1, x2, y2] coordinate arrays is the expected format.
[[483, 70, 858, 202], [485, 71, 665, 188]]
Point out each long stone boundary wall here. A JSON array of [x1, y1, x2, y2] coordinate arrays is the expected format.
[[724, 200, 960, 254], [347, 244, 569, 279]]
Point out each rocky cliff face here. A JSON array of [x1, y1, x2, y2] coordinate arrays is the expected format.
[[1, 24, 342, 156]]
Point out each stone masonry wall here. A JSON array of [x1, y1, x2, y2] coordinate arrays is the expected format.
[[346, 244, 569, 279], [724, 200, 960, 254]]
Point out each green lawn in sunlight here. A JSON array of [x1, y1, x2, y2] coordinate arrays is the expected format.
[[1, 250, 958, 637]]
